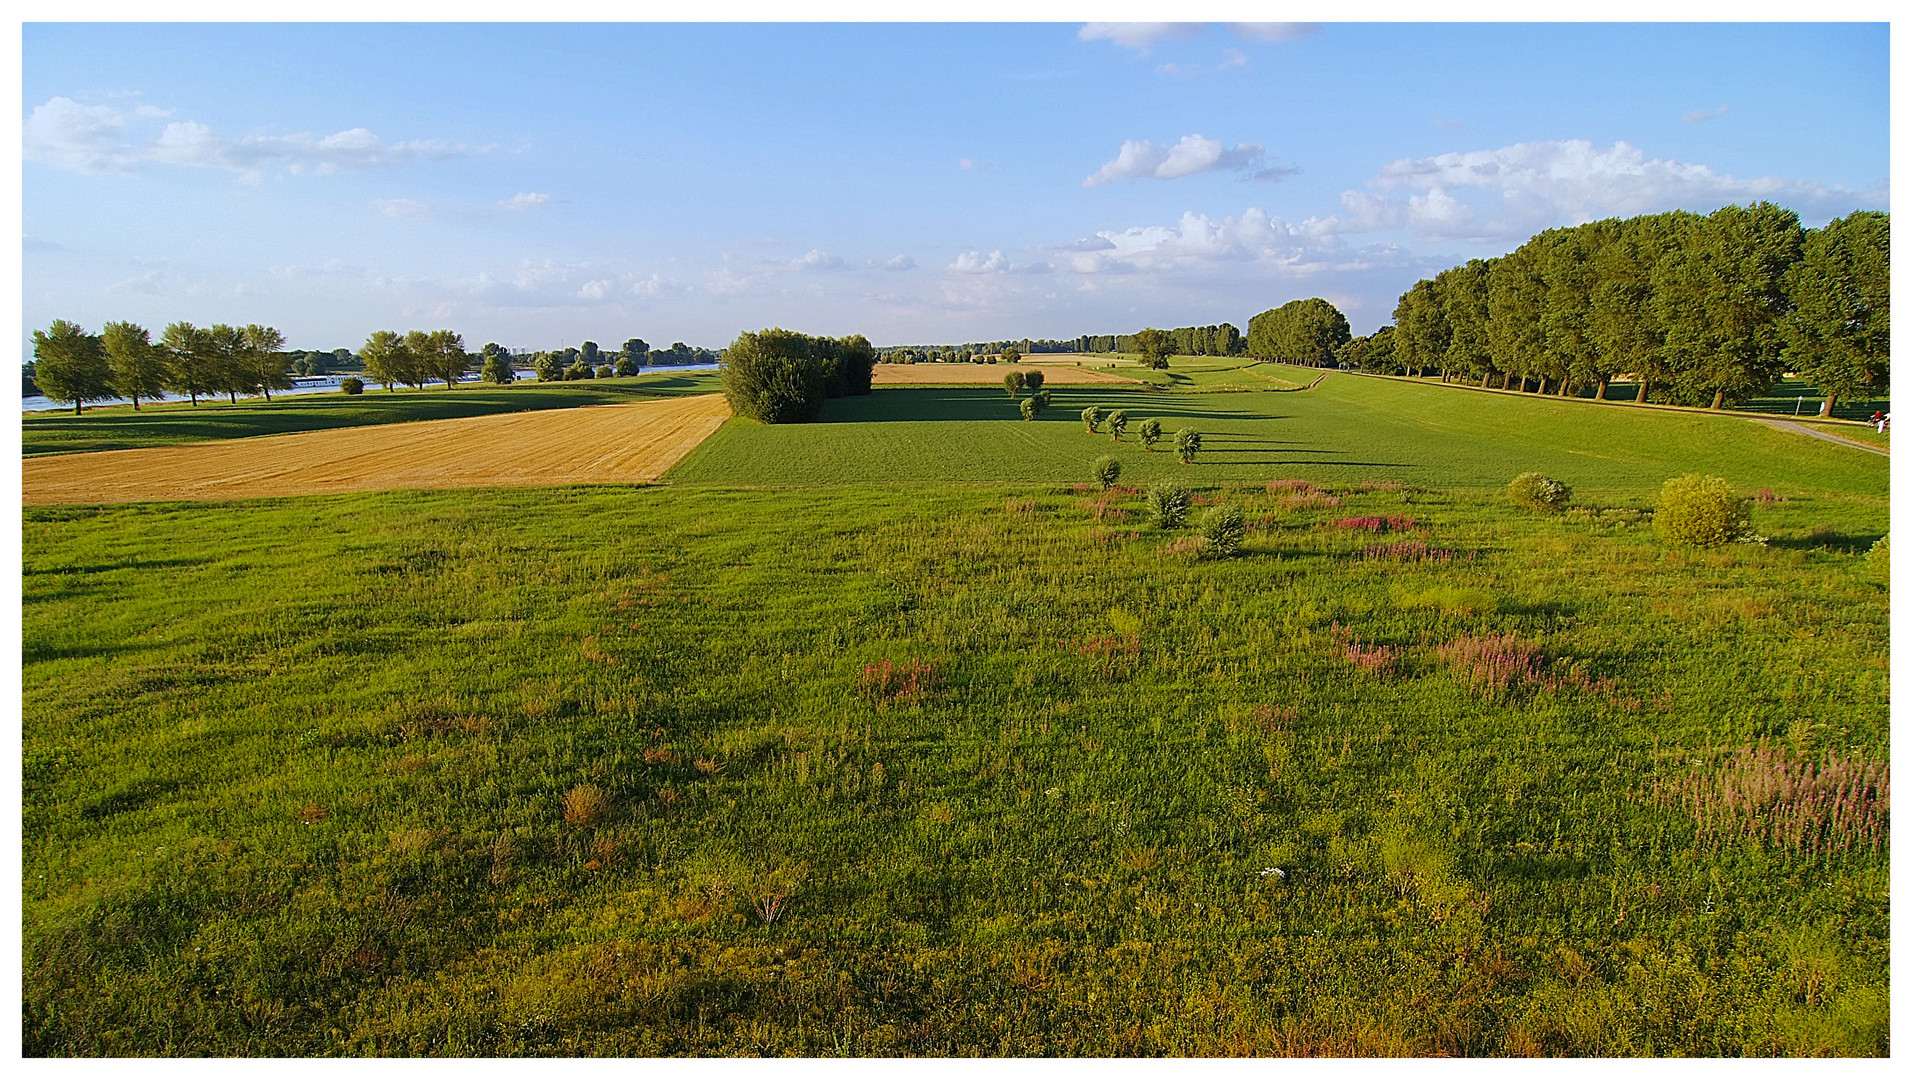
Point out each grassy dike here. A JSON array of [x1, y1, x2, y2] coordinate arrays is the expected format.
[[22, 465, 1888, 1053]]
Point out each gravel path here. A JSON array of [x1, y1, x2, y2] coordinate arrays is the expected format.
[[1753, 418, 1889, 457]]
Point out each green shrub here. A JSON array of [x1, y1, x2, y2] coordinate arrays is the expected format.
[[1082, 406, 1102, 434], [1175, 428, 1201, 464], [1092, 456, 1122, 489], [1138, 418, 1163, 451], [1003, 370, 1026, 398], [1032, 389, 1051, 413], [1147, 481, 1192, 528], [534, 355, 564, 381], [613, 356, 641, 377], [565, 361, 592, 380], [1867, 534, 1888, 580], [1019, 397, 1036, 421], [339, 376, 364, 395], [1003, 347, 1021, 363], [1508, 472, 1572, 512], [595, 364, 615, 380], [481, 355, 515, 384], [1199, 504, 1246, 556], [1654, 474, 1755, 547], [1023, 370, 1045, 392], [832, 335, 876, 396], [722, 328, 830, 424], [1107, 409, 1129, 441]]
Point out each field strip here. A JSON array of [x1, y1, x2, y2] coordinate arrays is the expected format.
[[873, 364, 1140, 386], [1754, 418, 1889, 456], [23, 393, 732, 505]]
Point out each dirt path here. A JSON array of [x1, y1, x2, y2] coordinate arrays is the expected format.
[[873, 363, 1140, 386], [1753, 418, 1889, 457], [23, 393, 732, 505]]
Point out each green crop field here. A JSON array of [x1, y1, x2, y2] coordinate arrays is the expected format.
[[22, 370, 724, 457], [20, 365, 1890, 1056]]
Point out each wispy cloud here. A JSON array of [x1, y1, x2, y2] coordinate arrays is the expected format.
[[1683, 104, 1730, 123], [24, 95, 489, 181], [498, 192, 552, 210], [1083, 134, 1294, 187], [948, 249, 1010, 274], [791, 248, 846, 272], [1159, 47, 1250, 76], [1433, 115, 1464, 130], [1077, 22, 1202, 53], [372, 198, 433, 219], [883, 255, 917, 271]]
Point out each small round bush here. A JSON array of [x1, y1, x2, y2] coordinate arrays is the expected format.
[[1175, 428, 1201, 464], [1508, 472, 1572, 512], [614, 356, 641, 377], [1023, 370, 1044, 392], [339, 376, 364, 395], [1019, 397, 1036, 421], [1003, 370, 1026, 398], [1147, 481, 1192, 528], [1138, 418, 1163, 451], [1199, 504, 1246, 557], [1654, 474, 1753, 547], [1092, 455, 1122, 489], [596, 364, 615, 379], [1082, 405, 1102, 433]]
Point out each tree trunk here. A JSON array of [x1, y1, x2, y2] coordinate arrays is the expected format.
[[1820, 393, 1837, 417], [190, 391, 198, 406], [132, 393, 141, 411], [1481, 371, 1493, 388], [1538, 376, 1549, 395], [74, 399, 82, 416], [1710, 389, 1725, 410], [1632, 380, 1647, 405], [1597, 377, 1609, 401], [229, 389, 237, 404]]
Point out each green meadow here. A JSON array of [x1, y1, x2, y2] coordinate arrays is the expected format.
[[20, 363, 1889, 1055]]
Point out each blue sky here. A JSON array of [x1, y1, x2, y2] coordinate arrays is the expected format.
[[21, 21, 1890, 352]]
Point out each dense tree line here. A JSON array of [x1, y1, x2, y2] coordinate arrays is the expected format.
[[30, 318, 301, 413], [1375, 203, 1888, 413], [1246, 299, 1352, 366], [527, 339, 719, 381], [722, 328, 875, 423]]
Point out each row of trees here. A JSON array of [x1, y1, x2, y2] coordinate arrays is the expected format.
[[1109, 324, 1243, 358], [358, 330, 486, 391], [1373, 204, 1888, 413], [1246, 299, 1352, 366], [31, 319, 296, 413], [721, 329, 876, 423]]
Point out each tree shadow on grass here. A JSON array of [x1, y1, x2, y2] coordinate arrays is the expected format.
[[818, 387, 1266, 425], [1768, 530, 1885, 555]]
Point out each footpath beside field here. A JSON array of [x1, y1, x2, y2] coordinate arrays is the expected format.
[[22, 392, 731, 504]]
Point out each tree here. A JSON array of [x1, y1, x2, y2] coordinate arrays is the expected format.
[[1784, 210, 1889, 416], [242, 324, 292, 401], [1082, 405, 1102, 433], [1134, 327, 1173, 369], [423, 329, 469, 388], [361, 330, 412, 392], [100, 321, 166, 409], [835, 334, 876, 396], [1247, 298, 1351, 365], [1003, 369, 1025, 398], [32, 319, 113, 415], [1138, 417, 1163, 451], [160, 321, 220, 405], [1439, 261, 1496, 387], [579, 341, 601, 368], [1175, 428, 1201, 464], [200, 324, 252, 403], [481, 343, 516, 384], [534, 352, 564, 382], [721, 328, 832, 423], [621, 338, 649, 367], [1003, 347, 1021, 364], [1023, 370, 1045, 392], [1391, 279, 1449, 379], [1653, 202, 1802, 408], [1106, 409, 1129, 441]]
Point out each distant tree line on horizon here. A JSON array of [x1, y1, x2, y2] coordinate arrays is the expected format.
[[1346, 203, 1889, 414]]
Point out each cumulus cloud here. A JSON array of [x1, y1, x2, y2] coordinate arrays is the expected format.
[[1078, 23, 1202, 52], [1047, 207, 1406, 282], [627, 273, 685, 298], [791, 248, 846, 272], [372, 198, 433, 219], [1683, 104, 1730, 123], [958, 157, 979, 171], [1083, 134, 1292, 187], [949, 249, 1010, 274], [1228, 23, 1318, 43], [576, 279, 612, 300], [883, 255, 917, 271], [499, 192, 552, 210], [1361, 138, 1886, 239], [23, 96, 488, 180]]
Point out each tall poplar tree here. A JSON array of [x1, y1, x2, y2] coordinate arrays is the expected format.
[[1784, 210, 1889, 416], [101, 321, 167, 410]]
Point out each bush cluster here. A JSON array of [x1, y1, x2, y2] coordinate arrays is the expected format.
[[1654, 474, 1755, 547], [721, 328, 876, 424], [1507, 472, 1572, 512]]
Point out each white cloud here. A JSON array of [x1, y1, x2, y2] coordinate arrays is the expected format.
[[499, 192, 552, 210], [791, 248, 846, 272], [576, 279, 611, 300], [1228, 23, 1318, 43], [1362, 138, 1885, 238], [23, 95, 488, 179], [958, 157, 979, 171], [1078, 23, 1201, 52], [949, 249, 1010, 274], [372, 198, 433, 219], [884, 255, 917, 271], [626, 273, 685, 298], [1083, 134, 1290, 187], [1683, 104, 1730, 123]]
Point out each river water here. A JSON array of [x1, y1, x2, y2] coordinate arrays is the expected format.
[[20, 363, 719, 413]]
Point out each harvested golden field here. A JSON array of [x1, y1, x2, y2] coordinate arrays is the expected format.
[[22, 393, 731, 505], [873, 361, 1140, 386]]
